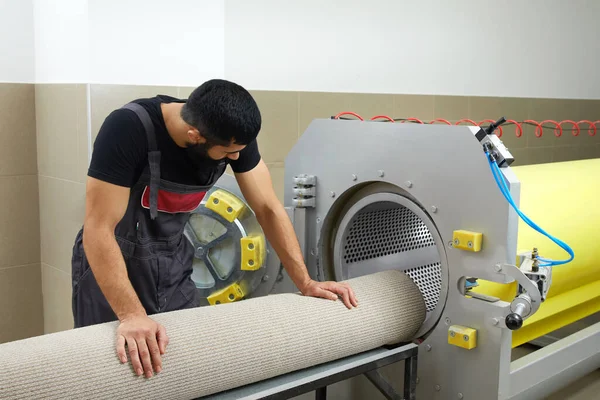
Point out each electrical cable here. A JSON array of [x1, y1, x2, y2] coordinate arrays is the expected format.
[[561, 120, 580, 136], [506, 119, 523, 137], [485, 151, 574, 267], [430, 118, 452, 125], [540, 120, 563, 137], [370, 115, 395, 122], [333, 112, 364, 121], [364, 114, 598, 137]]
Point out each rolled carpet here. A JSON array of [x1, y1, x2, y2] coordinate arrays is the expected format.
[[0, 270, 426, 400]]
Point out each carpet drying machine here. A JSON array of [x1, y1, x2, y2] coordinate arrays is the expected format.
[[1, 118, 599, 400]]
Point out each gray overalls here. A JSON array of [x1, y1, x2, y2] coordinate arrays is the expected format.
[[71, 103, 227, 328]]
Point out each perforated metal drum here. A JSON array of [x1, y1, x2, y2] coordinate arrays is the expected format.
[[327, 183, 448, 337]]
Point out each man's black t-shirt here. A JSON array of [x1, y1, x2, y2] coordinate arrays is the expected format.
[[88, 95, 261, 188]]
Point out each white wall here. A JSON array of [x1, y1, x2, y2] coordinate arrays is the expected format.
[[224, 0, 600, 99], [2, 0, 599, 98], [88, 0, 224, 86], [33, 0, 89, 83], [0, 0, 35, 83]]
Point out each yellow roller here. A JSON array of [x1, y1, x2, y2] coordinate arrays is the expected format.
[[473, 158, 600, 347]]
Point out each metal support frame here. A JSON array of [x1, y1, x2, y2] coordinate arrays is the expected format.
[[201, 343, 418, 400], [508, 320, 600, 400], [364, 369, 403, 400]]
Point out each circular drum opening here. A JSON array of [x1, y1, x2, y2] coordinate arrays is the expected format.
[[330, 184, 448, 338]]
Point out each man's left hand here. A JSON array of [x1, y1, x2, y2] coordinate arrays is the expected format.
[[300, 280, 358, 309]]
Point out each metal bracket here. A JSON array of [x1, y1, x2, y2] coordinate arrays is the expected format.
[[364, 369, 403, 400], [518, 250, 552, 303], [495, 262, 543, 330], [293, 174, 316, 208]]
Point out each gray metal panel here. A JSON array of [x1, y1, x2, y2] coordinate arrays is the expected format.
[[284, 119, 519, 399], [201, 344, 417, 400], [508, 321, 600, 400]]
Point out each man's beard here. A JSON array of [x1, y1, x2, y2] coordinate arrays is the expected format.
[[185, 142, 221, 166]]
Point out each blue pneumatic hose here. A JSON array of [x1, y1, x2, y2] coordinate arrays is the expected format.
[[485, 152, 574, 267]]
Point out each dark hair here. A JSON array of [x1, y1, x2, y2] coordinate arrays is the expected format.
[[180, 79, 261, 146]]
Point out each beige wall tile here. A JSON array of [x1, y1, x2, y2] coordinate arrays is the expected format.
[[42, 263, 73, 334], [0, 175, 40, 268], [298, 92, 394, 136], [178, 86, 196, 99], [0, 264, 43, 343], [498, 124, 529, 152], [0, 83, 37, 176], [510, 147, 553, 166], [75, 85, 89, 184], [527, 98, 580, 148], [345, 93, 395, 123], [552, 146, 582, 163], [392, 94, 434, 122], [298, 92, 348, 135], [578, 100, 600, 145], [266, 162, 285, 204], [90, 84, 179, 143], [468, 96, 530, 121], [250, 91, 298, 164], [39, 176, 85, 274], [433, 95, 469, 121], [576, 143, 600, 161], [35, 84, 81, 182]]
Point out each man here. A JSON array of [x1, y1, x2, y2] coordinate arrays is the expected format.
[[71, 79, 357, 379]]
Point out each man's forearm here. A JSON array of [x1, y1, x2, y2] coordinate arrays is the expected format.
[[255, 205, 312, 291], [83, 226, 146, 321]]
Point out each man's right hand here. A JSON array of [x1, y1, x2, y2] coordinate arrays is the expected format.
[[116, 314, 169, 378]]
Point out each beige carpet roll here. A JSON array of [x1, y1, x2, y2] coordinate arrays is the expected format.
[[0, 270, 425, 399]]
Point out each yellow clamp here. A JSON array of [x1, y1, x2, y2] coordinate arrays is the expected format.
[[448, 325, 477, 349], [205, 189, 245, 222], [452, 230, 483, 252], [240, 235, 265, 271], [207, 282, 247, 305]]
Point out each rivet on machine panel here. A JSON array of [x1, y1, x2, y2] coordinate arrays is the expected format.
[[435, 385, 441, 391], [426, 344, 432, 352], [406, 181, 413, 188], [458, 393, 464, 399], [352, 174, 358, 181], [330, 191, 336, 198], [431, 206, 438, 213], [378, 170, 385, 177]]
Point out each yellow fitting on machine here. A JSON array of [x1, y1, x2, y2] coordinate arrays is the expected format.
[[205, 189, 245, 222], [240, 235, 265, 271], [448, 325, 477, 349], [207, 282, 246, 305], [452, 230, 483, 252]]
